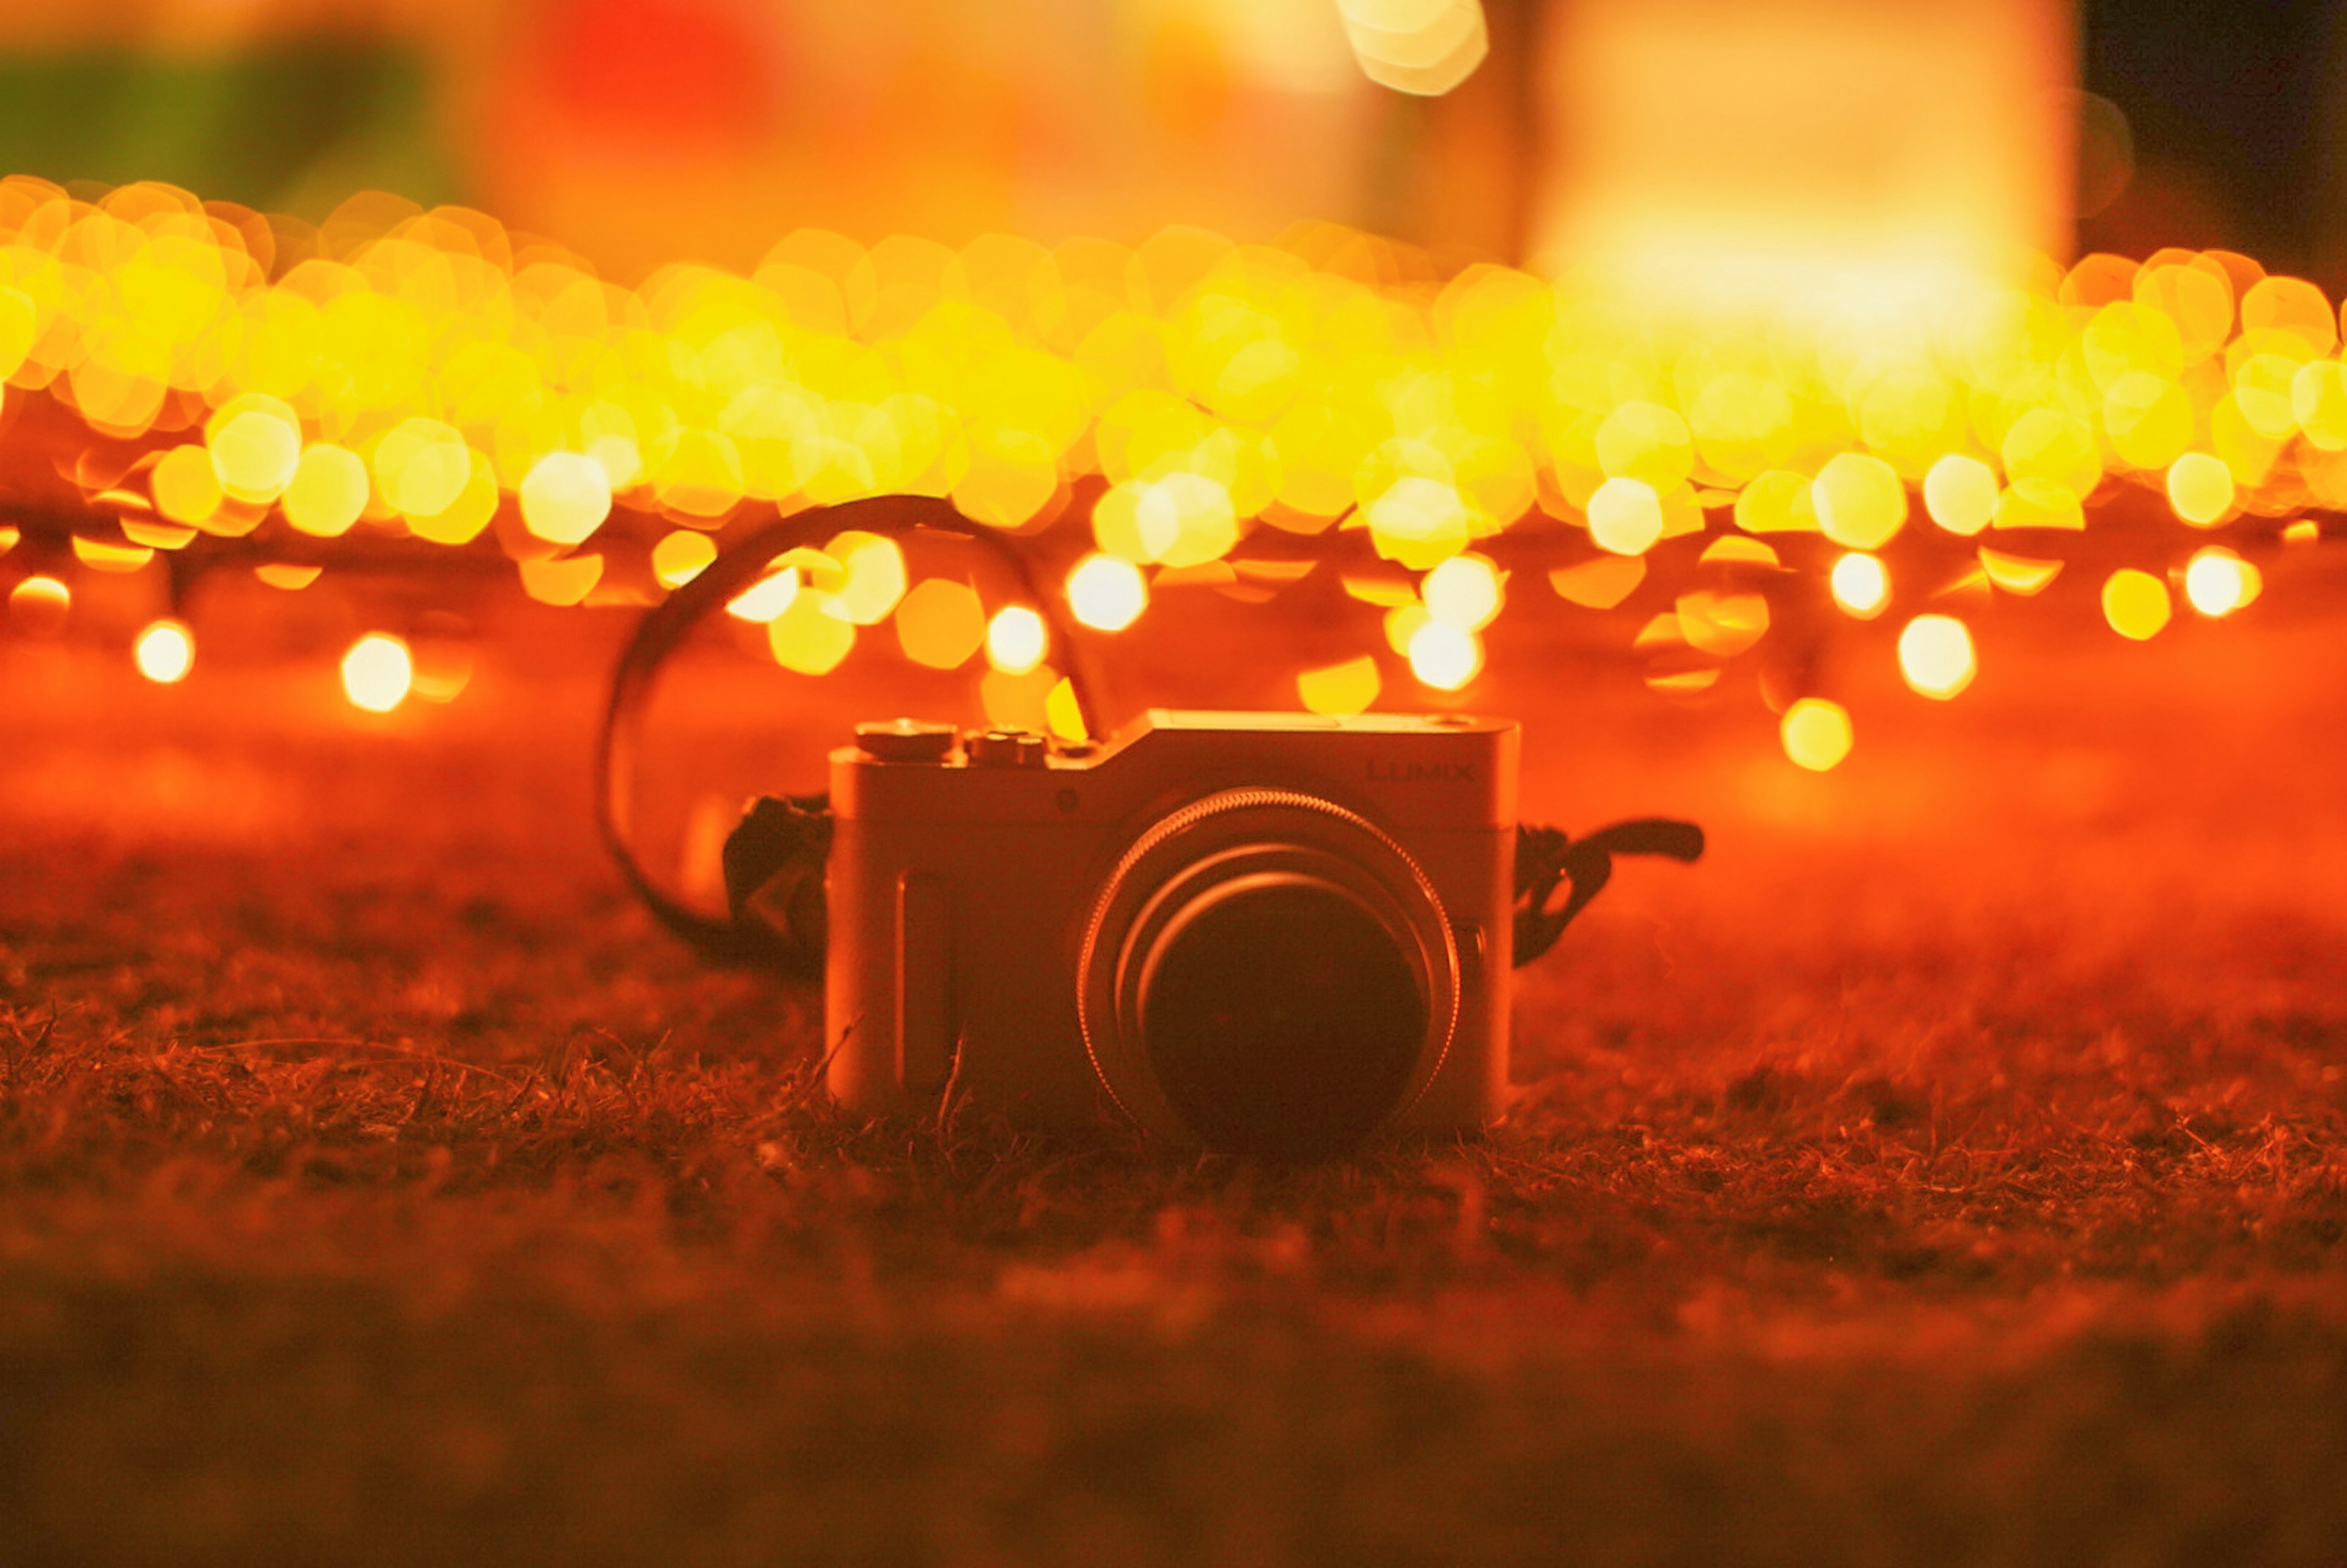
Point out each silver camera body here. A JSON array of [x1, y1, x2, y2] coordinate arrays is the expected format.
[[824, 710, 1518, 1156]]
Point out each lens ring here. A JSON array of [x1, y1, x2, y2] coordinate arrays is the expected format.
[[1076, 788, 1460, 1149], [1136, 868, 1428, 1157]]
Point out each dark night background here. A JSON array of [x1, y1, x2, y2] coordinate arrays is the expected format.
[[2080, 0, 2347, 282]]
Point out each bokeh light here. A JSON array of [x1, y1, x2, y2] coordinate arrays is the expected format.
[[1896, 615, 1976, 700], [1339, 0, 1490, 97], [1587, 478, 1664, 556], [1812, 453, 1906, 550], [207, 400, 303, 504], [521, 453, 615, 546], [895, 578, 988, 669], [1829, 552, 1889, 618], [1922, 455, 1996, 536], [727, 569, 803, 623], [1067, 554, 1149, 632], [281, 446, 370, 538], [0, 177, 2329, 754], [2165, 453, 2235, 527], [2102, 569, 2173, 640], [769, 593, 856, 675], [1297, 655, 1381, 716], [134, 620, 195, 684], [342, 634, 414, 714], [1422, 554, 1504, 631], [985, 606, 1048, 675], [2183, 548, 2262, 617], [1406, 618, 1481, 690], [8, 575, 70, 634], [652, 531, 718, 588], [1780, 699, 1854, 772]]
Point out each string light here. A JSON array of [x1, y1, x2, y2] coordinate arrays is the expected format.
[[1066, 554, 1149, 632], [2, 175, 2335, 753], [133, 619, 194, 684], [1780, 699, 1854, 772], [1406, 618, 1480, 690], [7, 575, 69, 634], [341, 634, 414, 713], [985, 606, 1048, 675], [2103, 569, 2173, 640], [2183, 548, 2261, 617], [1829, 552, 1890, 618], [1896, 615, 1976, 700]]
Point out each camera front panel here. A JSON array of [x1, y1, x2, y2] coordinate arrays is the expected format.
[[825, 712, 1518, 1147]]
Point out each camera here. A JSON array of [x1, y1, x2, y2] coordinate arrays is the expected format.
[[824, 709, 1517, 1157]]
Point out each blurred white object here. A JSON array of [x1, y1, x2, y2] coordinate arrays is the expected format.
[[1533, 0, 2076, 310], [1337, 0, 1489, 95]]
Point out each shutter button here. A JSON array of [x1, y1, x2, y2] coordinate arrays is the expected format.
[[855, 719, 959, 762], [967, 728, 1048, 768]]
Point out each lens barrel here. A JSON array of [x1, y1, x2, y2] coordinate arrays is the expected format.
[[1078, 789, 1459, 1157]]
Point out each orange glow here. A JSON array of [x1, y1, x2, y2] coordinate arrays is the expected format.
[[1067, 554, 1149, 632], [1780, 699, 1854, 772], [1829, 552, 1889, 618], [894, 579, 988, 669], [1677, 590, 1768, 656], [342, 634, 414, 714], [72, 537, 154, 574], [1549, 556, 1645, 609], [1978, 548, 2062, 596], [1536, 0, 2073, 316], [1896, 614, 1976, 699], [518, 554, 604, 607], [134, 620, 194, 684], [985, 606, 1048, 675]]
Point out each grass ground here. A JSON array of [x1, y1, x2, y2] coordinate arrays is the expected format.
[[2, 591, 2345, 1566]]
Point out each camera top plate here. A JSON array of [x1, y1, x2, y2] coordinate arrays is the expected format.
[[831, 709, 1519, 830]]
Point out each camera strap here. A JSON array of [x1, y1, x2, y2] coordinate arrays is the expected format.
[[598, 497, 1100, 973], [599, 502, 1703, 977]]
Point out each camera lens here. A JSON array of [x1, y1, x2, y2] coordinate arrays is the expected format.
[[1136, 871, 1426, 1159], [1079, 788, 1460, 1157]]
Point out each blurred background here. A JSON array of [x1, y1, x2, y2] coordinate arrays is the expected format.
[[0, 0, 2331, 287]]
